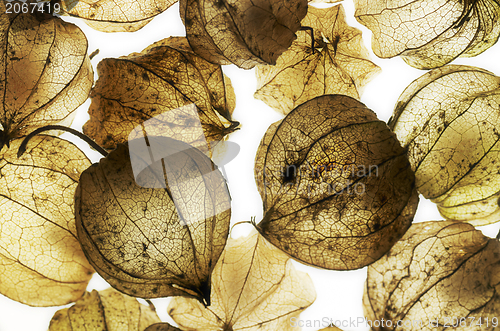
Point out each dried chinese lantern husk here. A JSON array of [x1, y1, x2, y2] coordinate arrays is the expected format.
[[389, 65, 500, 225], [75, 139, 231, 305], [364, 220, 500, 331], [179, 0, 308, 69], [255, 94, 419, 270]]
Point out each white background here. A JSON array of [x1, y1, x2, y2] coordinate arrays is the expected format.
[[1, 1, 500, 330]]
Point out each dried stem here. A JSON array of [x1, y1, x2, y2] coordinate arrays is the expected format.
[[299, 26, 315, 54], [17, 125, 108, 158]]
